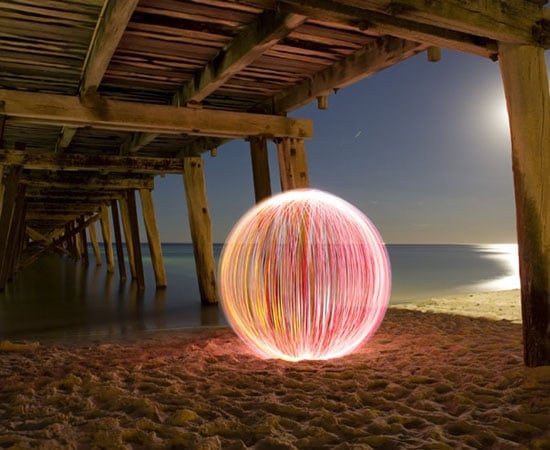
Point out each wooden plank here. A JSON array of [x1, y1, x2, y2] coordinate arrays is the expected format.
[[174, 11, 307, 105], [20, 176, 154, 191], [55, 126, 78, 153], [249, 136, 272, 203], [119, 196, 136, 279], [0, 166, 21, 291], [183, 157, 217, 303], [281, 0, 548, 47], [126, 190, 145, 291], [119, 132, 158, 155], [0, 89, 314, 139], [276, 138, 310, 190], [139, 188, 167, 288], [0, 150, 186, 174], [99, 205, 115, 273], [88, 220, 102, 266], [110, 199, 126, 281], [81, 0, 140, 94], [272, 36, 427, 113], [499, 43, 550, 367]]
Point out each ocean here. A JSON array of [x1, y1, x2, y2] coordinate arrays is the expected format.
[[0, 243, 519, 341]]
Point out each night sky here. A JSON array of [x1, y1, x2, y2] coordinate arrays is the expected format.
[[149, 49, 550, 245]]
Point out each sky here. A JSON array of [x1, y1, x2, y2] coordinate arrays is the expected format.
[[146, 49, 549, 245]]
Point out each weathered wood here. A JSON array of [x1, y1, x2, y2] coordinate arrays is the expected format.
[[2, 185, 26, 285], [78, 216, 89, 267], [272, 37, 427, 113], [282, 0, 548, 47], [427, 46, 442, 62], [110, 199, 126, 281], [119, 196, 137, 279], [140, 189, 167, 289], [99, 205, 115, 273], [55, 126, 78, 153], [249, 136, 272, 203], [0, 166, 21, 290], [120, 132, 158, 155], [21, 177, 154, 191], [276, 138, 309, 190], [126, 190, 145, 291], [26, 212, 90, 221], [174, 12, 307, 105], [316, 95, 329, 110], [183, 157, 217, 303], [88, 220, 102, 266], [81, 0, 140, 95], [0, 150, 186, 174], [0, 89, 314, 139], [0, 165, 4, 214], [499, 43, 550, 367]]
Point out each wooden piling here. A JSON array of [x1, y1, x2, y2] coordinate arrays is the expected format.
[[0, 165, 4, 214], [78, 217, 89, 267], [0, 182, 25, 288], [110, 200, 127, 281], [126, 190, 145, 291], [183, 156, 217, 303], [276, 137, 310, 191], [499, 43, 550, 367], [139, 188, 167, 289], [88, 221, 102, 266], [249, 136, 272, 203], [99, 205, 115, 273], [0, 166, 21, 290], [119, 196, 137, 279]]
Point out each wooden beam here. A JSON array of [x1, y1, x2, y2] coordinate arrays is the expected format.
[[183, 157, 217, 304], [99, 206, 115, 273], [20, 176, 154, 191], [282, 0, 548, 48], [55, 127, 78, 153], [126, 190, 145, 291], [0, 89, 313, 139], [140, 189, 167, 289], [174, 12, 307, 105], [119, 197, 136, 279], [81, 0, 140, 95], [271, 37, 427, 113], [249, 137, 272, 203], [276, 138, 310, 190], [88, 221, 102, 266], [0, 150, 185, 175], [499, 43, 550, 367], [110, 199, 126, 281], [119, 132, 158, 155]]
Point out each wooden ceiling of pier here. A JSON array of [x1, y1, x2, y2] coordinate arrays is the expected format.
[[0, 0, 548, 230]]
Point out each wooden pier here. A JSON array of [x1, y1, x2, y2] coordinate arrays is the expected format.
[[0, 0, 549, 365]]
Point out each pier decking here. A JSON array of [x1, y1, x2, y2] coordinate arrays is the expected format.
[[0, 0, 549, 365]]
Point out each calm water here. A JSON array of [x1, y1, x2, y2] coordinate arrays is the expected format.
[[0, 244, 519, 341]]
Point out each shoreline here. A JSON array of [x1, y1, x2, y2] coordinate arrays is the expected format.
[[1, 290, 549, 449]]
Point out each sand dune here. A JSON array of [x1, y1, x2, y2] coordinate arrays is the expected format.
[[1, 290, 549, 449]]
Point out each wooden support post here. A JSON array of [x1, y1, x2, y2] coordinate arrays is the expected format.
[[0, 165, 4, 214], [73, 221, 82, 260], [126, 190, 145, 291], [88, 221, 102, 266], [249, 137, 272, 203], [427, 46, 441, 62], [99, 206, 115, 273], [0, 166, 21, 290], [78, 216, 89, 267], [276, 138, 310, 191], [110, 200, 127, 281], [139, 188, 167, 289], [119, 196, 137, 279], [3, 185, 26, 283], [499, 43, 550, 367], [183, 156, 217, 303]]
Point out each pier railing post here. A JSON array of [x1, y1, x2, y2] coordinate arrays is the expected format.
[[99, 205, 115, 273], [139, 188, 167, 289], [499, 43, 550, 367], [276, 137, 310, 191], [249, 136, 272, 203], [183, 156, 217, 304]]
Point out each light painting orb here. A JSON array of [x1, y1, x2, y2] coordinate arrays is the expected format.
[[219, 189, 391, 361]]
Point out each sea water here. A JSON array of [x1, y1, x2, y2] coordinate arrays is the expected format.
[[0, 244, 519, 341]]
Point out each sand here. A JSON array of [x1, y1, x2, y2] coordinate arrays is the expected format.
[[1, 290, 549, 449]]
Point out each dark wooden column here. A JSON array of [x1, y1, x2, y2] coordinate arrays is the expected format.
[[99, 205, 115, 273], [0, 166, 21, 290], [110, 200, 127, 281], [88, 221, 102, 266], [3, 184, 26, 284], [183, 156, 217, 303], [499, 43, 550, 367], [249, 136, 272, 203], [78, 216, 89, 267], [126, 190, 145, 291], [276, 137, 310, 191], [119, 196, 137, 279]]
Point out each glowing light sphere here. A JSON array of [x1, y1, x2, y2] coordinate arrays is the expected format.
[[219, 189, 391, 361]]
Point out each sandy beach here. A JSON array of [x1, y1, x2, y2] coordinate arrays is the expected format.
[[1, 289, 549, 449]]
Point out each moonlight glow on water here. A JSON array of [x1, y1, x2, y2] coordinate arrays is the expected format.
[[218, 189, 391, 361]]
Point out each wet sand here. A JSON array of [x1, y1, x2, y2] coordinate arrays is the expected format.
[[1, 290, 549, 449]]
